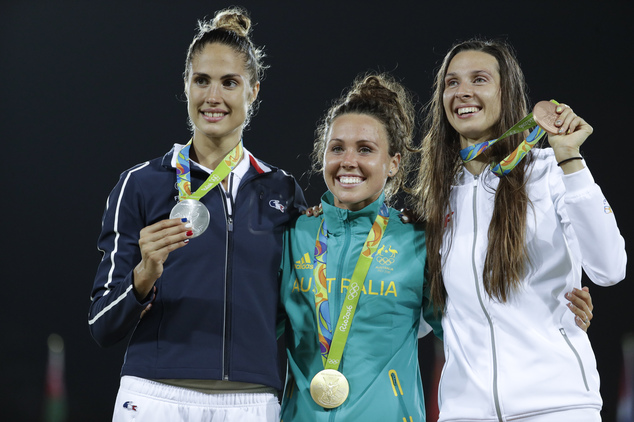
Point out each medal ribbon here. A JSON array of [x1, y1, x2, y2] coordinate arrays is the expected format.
[[490, 126, 545, 176], [313, 203, 389, 370], [459, 100, 557, 177], [175, 139, 244, 201]]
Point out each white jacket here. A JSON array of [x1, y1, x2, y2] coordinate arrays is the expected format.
[[438, 148, 626, 421]]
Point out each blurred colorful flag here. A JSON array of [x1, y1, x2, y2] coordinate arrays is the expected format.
[[618, 333, 634, 422], [43, 333, 68, 422]]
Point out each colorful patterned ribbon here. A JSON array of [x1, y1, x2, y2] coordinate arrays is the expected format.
[[491, 126, 545, 176], [459, 113, 536, 163], [313, 203, 389, 370], [459, 101, 557, 176], [175, 139, 244, 201]]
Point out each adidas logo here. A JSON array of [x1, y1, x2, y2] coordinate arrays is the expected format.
[[294, 253, 313, 270]]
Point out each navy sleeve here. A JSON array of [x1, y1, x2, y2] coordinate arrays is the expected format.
[[88, 166, 152, 347], [289, 175, 308, 218]]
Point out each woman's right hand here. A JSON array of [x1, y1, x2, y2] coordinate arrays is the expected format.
[[566, 286, 594, 332], [133, 218, 192, 299]]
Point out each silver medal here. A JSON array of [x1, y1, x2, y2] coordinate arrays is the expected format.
[[169, 199, 210, 238]]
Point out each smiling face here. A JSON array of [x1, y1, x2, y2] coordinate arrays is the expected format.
[[185, 42, 259, 147], [323, 113, 400, 211], [442, 50, 502, 148]]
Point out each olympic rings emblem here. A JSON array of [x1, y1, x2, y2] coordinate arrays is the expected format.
[[347, 283, 360, 300], [375, 256, 394, 265]]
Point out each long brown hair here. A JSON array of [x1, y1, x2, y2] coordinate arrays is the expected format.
[[414, 39, 534, 312]]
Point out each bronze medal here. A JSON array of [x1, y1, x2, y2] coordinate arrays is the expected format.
[[532, 101, 559, 134], [310, 369, 350, 409]]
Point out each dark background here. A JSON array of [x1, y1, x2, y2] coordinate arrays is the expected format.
[[1, 1, 632, 421]]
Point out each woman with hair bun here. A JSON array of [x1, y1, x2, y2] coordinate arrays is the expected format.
[[88, 7, 305, 421], [279, 73, 441, 421]]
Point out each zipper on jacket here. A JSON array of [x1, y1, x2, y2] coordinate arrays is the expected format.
[[333, 216, 352, 327], [219, 170, 275, 380], [559, 328, 590, 391], [221, 177, 236, 380], [471, 175, 503, 422]]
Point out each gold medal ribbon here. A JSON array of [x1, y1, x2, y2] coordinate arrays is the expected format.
[[312, 203, 389, 370]]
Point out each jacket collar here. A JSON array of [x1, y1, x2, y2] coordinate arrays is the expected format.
[[161, 143, 274, 176], [455, 163, 497, 186], [320, 191, 387, 235]]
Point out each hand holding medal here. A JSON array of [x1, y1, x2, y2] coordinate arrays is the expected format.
[[535, 101, 592, 173], [169, 199, 210, 238], [460, 99, 589, 176], [133, 217, 193, 299], [169, 140, 244, 237]]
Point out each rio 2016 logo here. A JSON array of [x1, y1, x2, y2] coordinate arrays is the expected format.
[[339, 305, 354, 332]]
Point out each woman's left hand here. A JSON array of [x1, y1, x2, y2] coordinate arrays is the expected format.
[[305, 204, 323, 217], [547, 103, 593, 165], [566, 286, 593, 332]]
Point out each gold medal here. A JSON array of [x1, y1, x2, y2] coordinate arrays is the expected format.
[[310, 369, 350, 409]]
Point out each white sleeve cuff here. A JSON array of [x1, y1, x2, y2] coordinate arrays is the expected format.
[[561, 165, 596, 202]]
